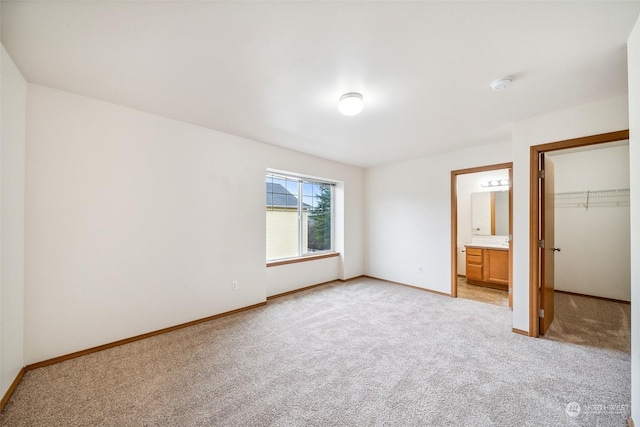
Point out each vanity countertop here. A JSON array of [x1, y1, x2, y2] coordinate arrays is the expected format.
[[465, 244, 509, 251]]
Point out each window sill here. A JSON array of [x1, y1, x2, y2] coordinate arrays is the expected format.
[[266, 252, 340, 268]]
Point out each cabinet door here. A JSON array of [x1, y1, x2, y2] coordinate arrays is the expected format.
[[466, 248, 483, 280], [486, 250, 509, 286]]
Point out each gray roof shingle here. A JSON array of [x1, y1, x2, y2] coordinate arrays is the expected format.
[[266, 182, 311, 209], [267, 182, 299, 208]]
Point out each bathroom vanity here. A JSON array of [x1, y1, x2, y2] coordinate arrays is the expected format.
[[464, 244, 509, 289]]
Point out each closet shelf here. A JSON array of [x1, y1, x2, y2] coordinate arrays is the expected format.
[[555, 188, 629, 210]]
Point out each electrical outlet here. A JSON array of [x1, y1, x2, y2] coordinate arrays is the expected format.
[[232, 281, 238, 291]]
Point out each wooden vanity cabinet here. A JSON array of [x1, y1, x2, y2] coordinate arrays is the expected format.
[[486, 249, 509, 287], [465, 246, 508, 289], [465, 247, 484, 281]]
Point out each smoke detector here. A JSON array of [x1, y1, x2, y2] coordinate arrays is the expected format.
[[490, 77, 512, 92]]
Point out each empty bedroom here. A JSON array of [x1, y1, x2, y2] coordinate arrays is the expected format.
[[1, 1, 640, 426]]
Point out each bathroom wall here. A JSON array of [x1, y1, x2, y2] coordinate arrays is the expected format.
[[456, 169, 510, 276]]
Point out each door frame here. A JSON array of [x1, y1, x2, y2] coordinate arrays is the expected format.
[[451, 162, 513, 300], [528, 129, 629, 337]]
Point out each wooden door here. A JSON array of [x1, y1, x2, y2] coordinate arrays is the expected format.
[[539, 154, 555, 334], [508, 167, 513, 309]]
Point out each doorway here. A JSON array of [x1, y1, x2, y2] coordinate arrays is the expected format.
[[528, 129, 629, 337], [451, 162, 513, 307]]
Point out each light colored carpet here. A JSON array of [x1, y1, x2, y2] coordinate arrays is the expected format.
[[0, 277, 630, 426], [544, 291, 631, 353]]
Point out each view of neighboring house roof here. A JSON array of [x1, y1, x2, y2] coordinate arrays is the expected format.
[[266, 183, 297, 208], [266, 182, 310, 209]]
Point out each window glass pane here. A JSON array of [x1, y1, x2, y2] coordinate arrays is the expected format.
[[307, 184, 331, 252], [302, 196, 313, 208], [266, 176, 274, 211], [271, 177, 287, 193], [266, 173, 333, 261], [285, 180, 299, 196], [302, 182, 314, 197], [266, 176, 301, 260]]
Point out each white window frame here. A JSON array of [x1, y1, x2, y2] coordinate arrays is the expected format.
[[266, 171, 336, 263]]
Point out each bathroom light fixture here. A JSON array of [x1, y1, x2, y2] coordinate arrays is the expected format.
[[490, 77, 512, 92], [338, 92, 364, 116], [481, 179, 510, 188]]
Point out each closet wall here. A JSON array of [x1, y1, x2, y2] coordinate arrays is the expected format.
[[551, 143, 630, 301]]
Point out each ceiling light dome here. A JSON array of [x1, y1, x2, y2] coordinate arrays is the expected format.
[[338, 92, 364, 116]]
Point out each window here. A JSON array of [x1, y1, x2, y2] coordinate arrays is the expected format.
[[266, 172, 334, 261]]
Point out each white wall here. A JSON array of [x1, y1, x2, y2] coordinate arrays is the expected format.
[[25, 84, 364, 364], [365, 140, 511, 294], [266, 256, 339, 297], [511, 95, 629, 332], [374, 95, 629, 332], [0, 45, 26, 400], [551, 145, 630, 301], [457, 169, 509, 275], [627, 14, 640, 425]]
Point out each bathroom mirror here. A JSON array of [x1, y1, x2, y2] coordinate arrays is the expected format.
[[471, 191, 509, 236]]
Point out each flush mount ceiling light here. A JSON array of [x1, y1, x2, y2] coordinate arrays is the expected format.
[[490, 77, 512, 92], [338, 92, 364, 116]]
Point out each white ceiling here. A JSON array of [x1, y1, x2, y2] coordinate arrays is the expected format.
[[2, 1, 639, 168]]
